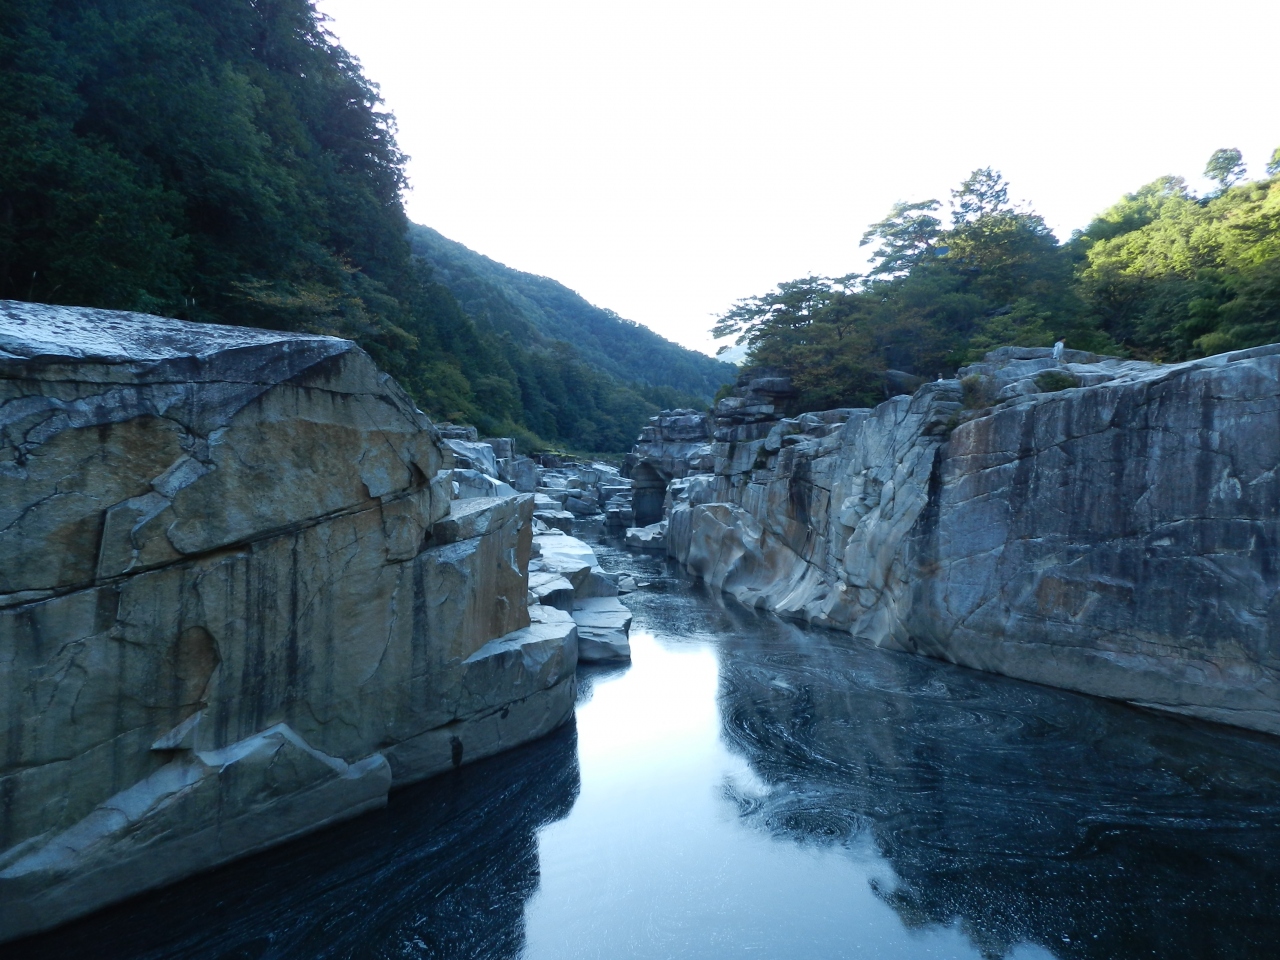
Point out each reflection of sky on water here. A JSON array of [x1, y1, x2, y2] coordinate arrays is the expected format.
[[523, 629, 1050, 960], [554, 537, 1280, 960]]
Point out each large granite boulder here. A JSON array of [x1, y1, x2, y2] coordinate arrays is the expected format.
[[0, 302, 576, 940], [571, 597, 633, 662], [626, 520, 667, 550], [654, 344, 1280, 736]]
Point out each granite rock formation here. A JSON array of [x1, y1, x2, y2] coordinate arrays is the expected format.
[[636, 347, 1280, 736], [0, 302, 577, 940], [529, 530, 632, 663]]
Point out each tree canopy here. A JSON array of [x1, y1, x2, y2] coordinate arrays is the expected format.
[[0, 0, 731, 452], [718, 154, 1280, 412]]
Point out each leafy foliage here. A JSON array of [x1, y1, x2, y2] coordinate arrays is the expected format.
[[719, 157, 1280, 411], [1034, 370, 1080, 392], [0, 0, 730, 451], [1205, 148, 1247, 191], [1074, 172, 1280, 358], [407, 225, 735, 402]]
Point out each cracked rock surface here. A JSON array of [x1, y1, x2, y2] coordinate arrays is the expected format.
[[0, 302, 575, 941], [638, 345, 1280, 736]]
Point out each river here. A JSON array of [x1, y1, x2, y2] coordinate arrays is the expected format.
[[12, 529, 1280, 959]]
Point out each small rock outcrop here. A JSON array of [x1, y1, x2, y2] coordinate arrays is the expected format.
[[529, 530, 632, 663], [535, 460, 630, 524], [0, 303, 577, 940], [635, 347, 1280, 737]]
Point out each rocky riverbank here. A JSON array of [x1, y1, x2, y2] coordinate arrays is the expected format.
[[0, 302, 633, 940], [627, 347, 1280, 736]]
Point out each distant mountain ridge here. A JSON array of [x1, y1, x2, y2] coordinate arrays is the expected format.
[[0, 0, 731, 452], [409, 224, 735, 401]]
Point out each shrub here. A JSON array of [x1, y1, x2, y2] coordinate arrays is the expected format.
[[961, 374, 998, 410], [1035, 370, 1080, 392]]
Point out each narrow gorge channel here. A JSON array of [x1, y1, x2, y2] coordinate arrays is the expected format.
[[14, 527, 1280, 960]]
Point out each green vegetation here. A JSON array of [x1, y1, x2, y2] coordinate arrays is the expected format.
[[717, 160, 1280, 411], [409, 226, 733, 401], [1034, 370, 1080, 392], [0, 0, 731, 451], [961, 375, 999, 411]]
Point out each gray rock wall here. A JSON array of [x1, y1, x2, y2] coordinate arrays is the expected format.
[[908, 347, 1280, 732], [647, 347, 1280, 736], [0, 303, 576, 940]]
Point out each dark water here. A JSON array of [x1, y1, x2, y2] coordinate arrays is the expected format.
[[11, 532, 1280, 959]]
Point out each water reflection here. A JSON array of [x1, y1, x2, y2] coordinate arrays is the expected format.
[[7, 725, 580, 959], [708, 602, 1280, 960], [10, 534, 1280, 960], [591, 537, 1280, 959], [523, 546, 1047, 960]]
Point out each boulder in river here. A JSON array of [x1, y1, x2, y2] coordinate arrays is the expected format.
[[571, 597, 633, 663], [452, 468, 518, 500], [626, 520, 667, 550]]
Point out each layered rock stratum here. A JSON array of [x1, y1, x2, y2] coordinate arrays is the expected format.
[[631, 347, 1280, 736], [0, 302, 578, 940]]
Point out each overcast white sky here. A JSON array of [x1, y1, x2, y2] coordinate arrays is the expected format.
[[318, 0, 1280, 356]]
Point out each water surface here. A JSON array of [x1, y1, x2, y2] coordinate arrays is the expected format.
[[13, 534, 1280, 959]]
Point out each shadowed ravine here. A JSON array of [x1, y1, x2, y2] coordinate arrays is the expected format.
[[12, 530, 1280, 959]]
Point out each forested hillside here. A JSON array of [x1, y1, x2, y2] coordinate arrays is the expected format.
[[0, 0, 730, 452], [717, 156, 1280, 411], [409, 225, 734, 400]]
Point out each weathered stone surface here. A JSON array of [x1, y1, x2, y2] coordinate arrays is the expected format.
[[904, 346, 1280, 733], [0, 303, 567, 940], [604, 494, 635, 527], [532, 532, 618, 600], [571, 597, 633, 663], [526, 530, 632, 662], [451, 468, 518, 500], [442, 438, 499, 477], [0, 302, 445, 597], [653, 346, 1280, 736], [381, 605, 577, 782], [534, 509, 575, 533], [499, 455, 539, 493], [529, 570, 576, 610], [0, 723, 390, 939], [434, 422, 478, 441], [563, 493, 598, 516], [535, 489, 566, 507], [432, 494, 532, 545], [626, 520, 667, 550]]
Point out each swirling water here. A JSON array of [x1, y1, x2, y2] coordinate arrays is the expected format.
[[12, 531, 1280, 959]]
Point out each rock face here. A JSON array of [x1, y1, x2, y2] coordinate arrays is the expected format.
[[626, 408, 714, 525], [537, 461, 629, 521], [0, 302, 577, 940], [529, 530, 631, 663], [642, 347, 1280, 736]]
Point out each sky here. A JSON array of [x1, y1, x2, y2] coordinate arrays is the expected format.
[[317, 0, 1280, 356]]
